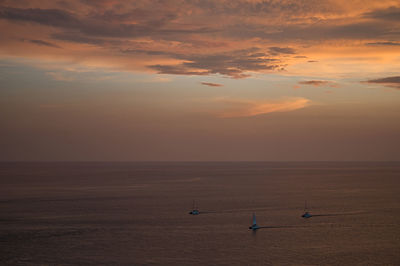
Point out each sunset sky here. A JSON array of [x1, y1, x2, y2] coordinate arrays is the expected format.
[[1, 0, 399, 161]]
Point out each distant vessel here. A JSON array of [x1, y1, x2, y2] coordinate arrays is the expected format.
[[301, 200, 312, 218], [189, 200, 200, 215], [249, 213, 260, 230]]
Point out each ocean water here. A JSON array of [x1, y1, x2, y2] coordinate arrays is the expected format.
[[0, 162, 399, 265]]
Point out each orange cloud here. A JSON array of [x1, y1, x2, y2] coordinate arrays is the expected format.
[[0, 0, 399, 80], [216, 98, 310, 118]]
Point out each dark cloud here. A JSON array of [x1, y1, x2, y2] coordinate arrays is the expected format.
[[148, 65, 210, 76], [51, 32, 109, 45], [0, 6, 80, 27], [9, 4, 394, 45], [365, 41, 400, 46], [79, 0, 110, 6], [28, 39, 61, 48], [0, 6, 207, 39], [201, 82, 223, 87], [308, 60, 318, 63], [148, 48, 283, 78], [299, 80, 331, 87], [363, 7, 400, 21], [184, 0, 339, 18], [122, 47, 283, 78], [225, 20, 399, 41], [364, 76, 400, 89], [269, 47, 296, 55], [1, 3, 399, 44], [121, 49, 181, 57], [323, 21, 400, 39]]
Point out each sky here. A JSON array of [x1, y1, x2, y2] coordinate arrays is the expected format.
[[0, 0, 400, 161]]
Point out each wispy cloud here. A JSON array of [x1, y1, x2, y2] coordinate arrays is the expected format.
[[364, 76, 400, 89], [201, 82, 223, 87], [363, 6, 400, 21], [299, 80, 337, 87], [28, 39, 61, 48], [365, 41, 400, 46], [269, 47, 296, 55], [216, 98, 310, 118]]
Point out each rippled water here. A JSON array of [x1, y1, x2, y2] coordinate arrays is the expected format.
[[1, 162, 399, 265]]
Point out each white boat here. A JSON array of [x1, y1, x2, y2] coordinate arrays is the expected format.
[[189, 200, 200, 215], [249, 213, 260, 230], [301, 200, 312, 218]]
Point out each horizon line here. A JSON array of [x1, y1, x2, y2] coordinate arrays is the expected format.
[[1, 160, 399, 163]]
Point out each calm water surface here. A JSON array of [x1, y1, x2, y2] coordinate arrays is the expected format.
[[1, 162, 399, 265]]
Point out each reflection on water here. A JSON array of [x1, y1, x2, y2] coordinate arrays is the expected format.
[[1, 162, 399, 265]]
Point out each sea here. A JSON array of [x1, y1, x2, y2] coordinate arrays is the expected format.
[[1, 162, 399, 265]]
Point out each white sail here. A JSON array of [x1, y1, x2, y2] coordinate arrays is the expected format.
[[252, 213, 257, 226]]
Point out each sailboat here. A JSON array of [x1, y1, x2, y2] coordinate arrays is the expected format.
[[249, 213, 260, 230], [189, 200, 200, 215], [301, 200, 312, 218]]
